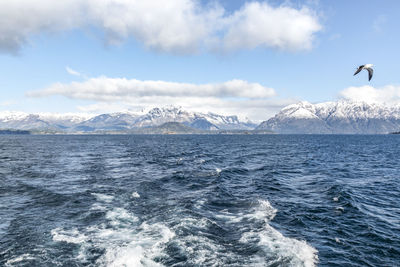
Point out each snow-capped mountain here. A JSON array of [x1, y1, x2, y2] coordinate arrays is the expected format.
[[75, 112, 140, 132], [257, 101, 400, 134], [0, 112, 91, 131], [0, 107, 256, 132], [130, 106, 255, 130]]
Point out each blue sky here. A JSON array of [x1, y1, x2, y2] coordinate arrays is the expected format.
[[1, 0, 400, 121]]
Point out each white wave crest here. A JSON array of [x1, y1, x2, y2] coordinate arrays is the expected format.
[[240, 224, 318, 267], [51, 206, 174, 266], [240, 199, 318, 267], [105, 208, 139, 226], [246, 199, 277, 221], [204, 199, 318, 266], [98, 222, 174, 267], [50, 198, 317, 266], [5, 253, 36, 266], [131, 192, 140, 198], [51, 228, 87, 244], [91, 193, 114, 203]]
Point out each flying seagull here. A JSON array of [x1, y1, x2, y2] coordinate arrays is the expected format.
[[354, 64, 373, 81]]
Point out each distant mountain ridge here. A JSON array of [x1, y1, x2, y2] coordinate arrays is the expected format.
[[6, 101, 400, 134], [0, 106, 256, 133], [257, 101, 400, 134]]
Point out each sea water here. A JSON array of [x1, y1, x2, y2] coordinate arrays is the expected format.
[[0, 135, 399, 266]]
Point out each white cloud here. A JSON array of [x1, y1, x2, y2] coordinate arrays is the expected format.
[[26, 76, 289, 121], [0, 0, 321, 54], [339, 85, 400, 105], [0, 0, 85, 54], [221, 3, 321, 51], [27, 77, 276, 99], [65, 66, 81, 76]]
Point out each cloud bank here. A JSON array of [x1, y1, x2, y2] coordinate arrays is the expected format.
[[26, 76, 289, 120], [0, 0, 321, 54], [340, 85, 400, 105], [28, 77, 275, 99]]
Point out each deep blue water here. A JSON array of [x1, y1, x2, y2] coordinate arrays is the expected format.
[[0, 135, 399, 266]]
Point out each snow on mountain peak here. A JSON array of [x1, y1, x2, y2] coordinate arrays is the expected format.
[[0, 111, 29, 122], [257, 100, 400, 134], [0, 106, 255, 131]]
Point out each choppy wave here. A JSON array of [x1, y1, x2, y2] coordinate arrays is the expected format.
[[49, 196, 317, 266], [51, 205, 173, 266]]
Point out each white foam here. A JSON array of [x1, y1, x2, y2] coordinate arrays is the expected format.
[[90, 203, 107, 211], [98, 222, 174, 267], [171, 234, 232, 266], [131, 192, 140, 198], [92, 193, 114, 203], [239, 200, 318, 267], [214, 210, 243, 223], [167, 200, 313, 266], [174, 217, 208, 230], [51, 228, 87, 244], [208, 199, 319, 267], [241, 225, 318, 267], [244, 199, 277, 221], [5, 253, 36, 266], [183, 199, 317, 266], [50, 198, 318, 266], [105, 208, 138, 225], [51, 207, 174, 267]]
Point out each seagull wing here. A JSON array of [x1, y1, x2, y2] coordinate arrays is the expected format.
[[366, 67, 373, 81], [354, 66, 363, 76]]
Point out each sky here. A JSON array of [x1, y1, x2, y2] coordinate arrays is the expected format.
[[1, 0, 400, 121]]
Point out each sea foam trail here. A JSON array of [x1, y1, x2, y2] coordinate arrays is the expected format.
[[51, 204, 174, 266], [241, 200, 318, 267], [50, 198, 317, 266], [163, 198, 318, 266], [210, 199, 318, 267]]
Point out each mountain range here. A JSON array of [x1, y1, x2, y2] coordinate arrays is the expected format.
[[257, 101, 400, 134], [0, 106, 256, 133], [2, 101, 400, 134]]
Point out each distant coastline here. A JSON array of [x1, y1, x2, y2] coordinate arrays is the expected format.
[[2, 126, 399, 135], [0, 129, 31, 135], [0, 122, 274, 135], [3, 126, 400, 135]]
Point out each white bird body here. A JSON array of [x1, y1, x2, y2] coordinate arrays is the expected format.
[[354, 64, 374, 81]]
